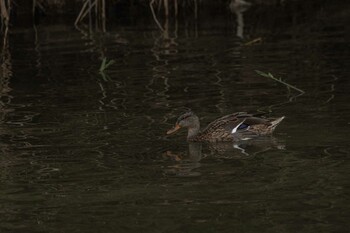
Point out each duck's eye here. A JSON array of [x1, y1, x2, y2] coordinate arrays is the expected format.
[[182, 115, 190, 120], [180, 114, 192, 121], [177, 113, 192, 123]]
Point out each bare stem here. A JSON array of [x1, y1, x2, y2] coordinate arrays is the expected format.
[[255, 70, 305, 94], [150, 0, 165, 32]]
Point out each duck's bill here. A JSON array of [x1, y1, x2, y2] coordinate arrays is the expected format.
[[166, 124, 181, 135]]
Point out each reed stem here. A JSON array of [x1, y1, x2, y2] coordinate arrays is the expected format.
[[255, 70, 305, 94]]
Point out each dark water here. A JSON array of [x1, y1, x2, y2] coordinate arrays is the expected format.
[[1, 3, 349, 233]]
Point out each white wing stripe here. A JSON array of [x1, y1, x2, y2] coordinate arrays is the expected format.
[[231, 120, 245, 134]]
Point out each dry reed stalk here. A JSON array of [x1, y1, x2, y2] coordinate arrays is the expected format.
[[150, 0, 165, 31], [0, 0, 12, 95], [75, 0, 92, 25], [101, 0, 105, 32], [75, 0, 106, 32], [32, 0, 46, 15], [0, 0, 10, 26], [0, 0, 11, 48], [194, 0, 198, 19], [164, 0, 169, 16], [32, 0, 36, 14], [174, 0, 178, 16], [150, 0, 199, 32], [156, 0, 161, 12], [1, 38, 12, 80]]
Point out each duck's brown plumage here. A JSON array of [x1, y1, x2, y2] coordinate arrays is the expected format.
[[167, 111, 284, 142]]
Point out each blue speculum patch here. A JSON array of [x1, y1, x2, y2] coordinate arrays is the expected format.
[[238, 123, 249, 130]]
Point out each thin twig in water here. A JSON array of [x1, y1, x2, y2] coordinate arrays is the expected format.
[[244, 37, 262, 46], [255, 70, 305, 94], [255, 70, 305, 113]]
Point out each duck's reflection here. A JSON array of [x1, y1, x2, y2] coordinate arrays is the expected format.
[[210, 137, 285, 157], [163, 137, 284, 176], [163, 143, 203, 177]]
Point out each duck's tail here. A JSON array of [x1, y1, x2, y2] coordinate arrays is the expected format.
[[268, 116, 285, 132]]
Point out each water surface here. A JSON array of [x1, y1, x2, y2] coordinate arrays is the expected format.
[[0, 3, 349, 233]]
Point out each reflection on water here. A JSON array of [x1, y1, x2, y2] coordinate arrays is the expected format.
[[163, 143, 203, 177], [0, 2, 349, 232], [163, 137, 284, 177], [230, 0, 252, 38]]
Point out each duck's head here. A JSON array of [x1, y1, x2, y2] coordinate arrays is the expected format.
[[166, 111, 200, 135]]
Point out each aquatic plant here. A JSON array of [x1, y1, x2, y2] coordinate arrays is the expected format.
[[99, 57, 115, 73], [255, 70, 305, 113], [98, 57, 114, 81], [255, 70, 305, 94]]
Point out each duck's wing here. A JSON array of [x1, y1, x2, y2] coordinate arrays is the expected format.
[[201, 112, 272, 141]]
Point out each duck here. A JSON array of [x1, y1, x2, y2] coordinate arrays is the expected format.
[[166, 111, 284, 142]]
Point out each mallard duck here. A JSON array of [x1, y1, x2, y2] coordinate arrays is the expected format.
[[166, 111, 284, 142]]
